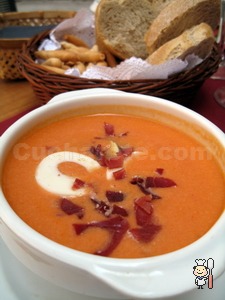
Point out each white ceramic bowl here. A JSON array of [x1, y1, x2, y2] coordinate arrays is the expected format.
[[0, 88, 225, 299]]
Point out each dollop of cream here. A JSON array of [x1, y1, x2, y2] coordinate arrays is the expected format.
[[35, 151, 100, 196]]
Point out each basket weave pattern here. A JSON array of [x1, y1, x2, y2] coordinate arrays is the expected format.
[[0, 11, 75, 80], [0, 48, 21, 79], [18, 30, 221, 104]]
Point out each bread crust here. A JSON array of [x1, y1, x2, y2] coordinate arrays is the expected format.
[[146, 23, 215, 65], [145, 0, 220, 55], [95, 0, 173, 59]]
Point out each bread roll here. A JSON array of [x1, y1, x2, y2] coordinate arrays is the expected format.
[[95, 0, 173, 60], [145, 0, 220, 55], [146, 23, 215, 65]]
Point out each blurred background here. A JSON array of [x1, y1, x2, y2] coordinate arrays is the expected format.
[[0, 0, 93, 12]]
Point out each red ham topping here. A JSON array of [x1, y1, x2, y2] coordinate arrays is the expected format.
[[135, 196, 153, 214], [90, 144, 127, 168], [129, 223, 161, 243], [96, 223, 128, 256], [112, 205, 129, 217], [119, 146, 133, 157], [73, 216, 129, 256], [104, 122, 115, 136], [118, 131, 129, 137], [113, 168, 126, 180], [72, 178, 85, 189], [130, 176, 161, 199], [91, 196, 112, 217], [90, 144, 107, 167], [104, 122, 129, 138], [106, 190, 124, 202], [130, 176, 144, 185], [134, 196, 153, 226], [90, 144, 103, 158], [60, 198, 84, 219], [145, 176, 176, 188], [130, 196, 161, 242], [155, 168, 164, 175], [73, 223, 89, 235], [91, 195, 128, 217], [104, 154, 124, 169]]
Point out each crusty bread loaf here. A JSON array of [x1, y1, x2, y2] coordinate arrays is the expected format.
[[146, 23, 215, 65], [145, 0, 220, 55], [95, 0, 173, 59]]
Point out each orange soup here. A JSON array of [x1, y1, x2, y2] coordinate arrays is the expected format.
[[2, 112, 225, 258]]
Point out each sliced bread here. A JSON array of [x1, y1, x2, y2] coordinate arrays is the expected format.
[[145, 0, 220, 55], [95, 0, 173, 59], [146, 22, 215, 65]]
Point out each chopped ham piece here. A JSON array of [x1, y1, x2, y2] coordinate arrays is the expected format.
[[60, 198, 84, 219], [104, 122, 115, 136], [146, 176, 176, 188], [106, 190, 124, 202], [73, 216, 129, 256], [130, 223, 161, 243]]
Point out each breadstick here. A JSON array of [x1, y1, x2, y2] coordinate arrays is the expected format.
[[60, 41, 76, 50], [41, 65, 66, 75], [61, 43, 106, 62], [74, 62, 86, 74], [96, 61, 108, 67], [90, 45, 99, 52], [64, 34, 89, 48], [61, 64, 70, 70], [35, 50, 76, 62], [103, 47, 117, 67], [96, 38, 117, 67], [35, 50, 105, 63], [61, 41, 89, 53], [86, 62, 94, 69], [65, 61, 75, 67], [86, 61, 108, 71], [66, 49, 105, 62], [42, 57, 63, 68]]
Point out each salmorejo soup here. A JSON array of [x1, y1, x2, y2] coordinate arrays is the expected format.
[[2, 106, 225, 259]]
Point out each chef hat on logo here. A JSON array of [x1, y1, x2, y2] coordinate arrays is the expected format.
[[195, 259, 206, 266]]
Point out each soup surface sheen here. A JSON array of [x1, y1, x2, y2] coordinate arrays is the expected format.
[[2, 113, 225, 258]]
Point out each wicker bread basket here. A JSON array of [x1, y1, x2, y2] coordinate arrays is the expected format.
[[0, 11, 76, 80], [17, 29, 221, 105]]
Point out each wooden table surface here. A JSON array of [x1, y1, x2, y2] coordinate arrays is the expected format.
[[0, 79, 40, 122]]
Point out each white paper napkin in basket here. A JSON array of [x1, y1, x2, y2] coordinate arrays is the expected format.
[[80, 56, 202, 81]]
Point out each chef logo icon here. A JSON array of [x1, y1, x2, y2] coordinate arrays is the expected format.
[[193, 258, 214, 289]]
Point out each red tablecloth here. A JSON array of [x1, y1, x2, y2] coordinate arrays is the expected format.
[[0, 108, 38, 136], [0, 79, 225, 136], [191, 79, 225, 132]]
